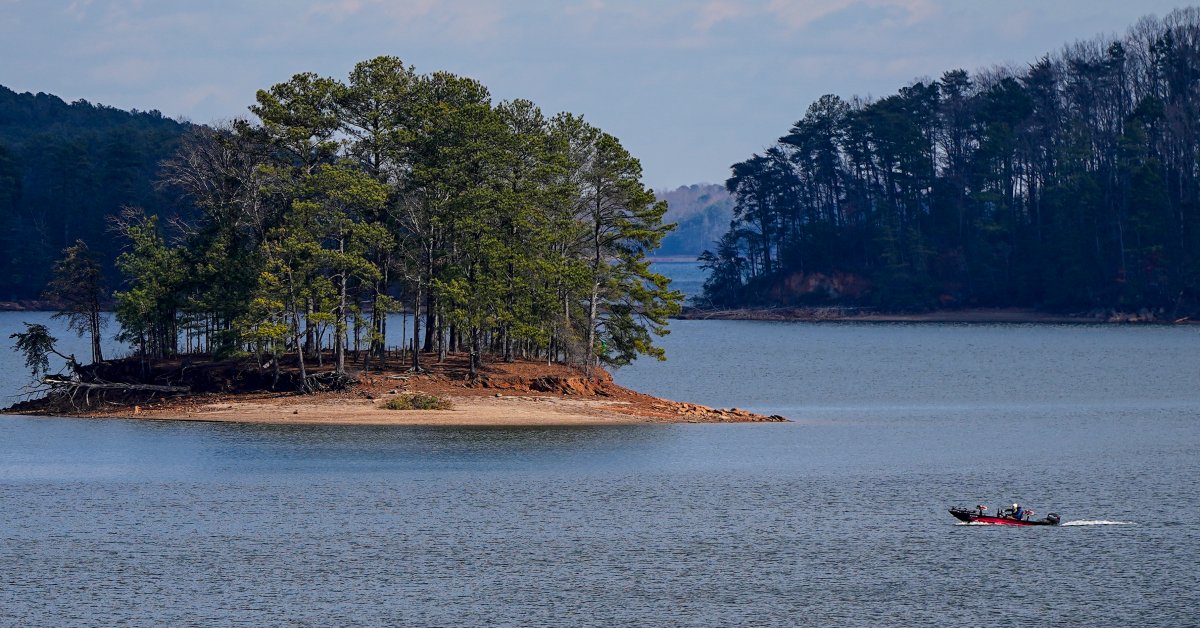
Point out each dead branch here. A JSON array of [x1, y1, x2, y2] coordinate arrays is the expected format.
[[42, 375, 191, 394]]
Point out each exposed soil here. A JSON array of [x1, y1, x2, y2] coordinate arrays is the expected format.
[[4, 352, 788, 426]]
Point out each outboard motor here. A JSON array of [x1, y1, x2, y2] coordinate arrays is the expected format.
[[1046, 513, 1061, 525]]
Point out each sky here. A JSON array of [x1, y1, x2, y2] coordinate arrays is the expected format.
[[1, 1, 1194, 189]]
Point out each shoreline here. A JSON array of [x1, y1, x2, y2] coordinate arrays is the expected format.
[[5, 302, 1184, 325], [2, 356, 789, 427], [12, 394, 773, 427], [675, 306, 1188, 324]]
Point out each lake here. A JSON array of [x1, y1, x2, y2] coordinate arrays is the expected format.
[[650, 260, 706, 300], [2, 313, 1198, 625]]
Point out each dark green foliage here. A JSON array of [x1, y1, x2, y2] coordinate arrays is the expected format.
[[43, 240, 106, 364], [9, 323, 71, 379], [0, 85, 190, 300], [112, 210, 185, 359], [704, 9, 1200, 315], [101, 57, 679, 389]]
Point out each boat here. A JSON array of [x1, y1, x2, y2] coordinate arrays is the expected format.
[[949, 506, 1060, 526]]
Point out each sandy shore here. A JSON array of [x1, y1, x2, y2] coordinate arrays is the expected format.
[[86, 393, 700, 426], [6, 356, 788, 426]]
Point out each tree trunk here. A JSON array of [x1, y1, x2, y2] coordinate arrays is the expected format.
[[289, 272, 309, 392], [436, 313, 446, 363], [334, 236, 347, 376], [89, 304, 103, 363], [291, 312, 307, 391], [586, 282, 599, 376], [586, 220, 601, 377], [43, 375, 190, 394], [304, 298, 315, 359], [469, 326, 481, 379], [378, 308, 387, 369], [335, 274, 346, 376], [423, 291, 436, 353], [410, 285, 422, 371]]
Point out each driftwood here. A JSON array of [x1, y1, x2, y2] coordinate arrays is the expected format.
[[42, 375, 191, 394], [303, 371, 355, 392], [20, 375, 194, 412]]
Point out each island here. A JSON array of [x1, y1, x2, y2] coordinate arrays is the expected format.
[[3, 353, 786, 426], [3, 58, 785, 426]]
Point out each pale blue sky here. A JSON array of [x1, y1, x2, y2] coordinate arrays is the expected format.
[[1, 1, 1192, 188]]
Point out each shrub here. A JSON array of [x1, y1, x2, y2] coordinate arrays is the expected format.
[[381, 393, 453, 411]]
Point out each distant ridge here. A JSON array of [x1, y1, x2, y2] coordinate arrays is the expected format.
[[654, 183, 732, 257], [0, 85, 191, 300]]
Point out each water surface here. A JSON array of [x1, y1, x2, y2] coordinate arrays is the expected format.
[[2, 317, 1198, 625]]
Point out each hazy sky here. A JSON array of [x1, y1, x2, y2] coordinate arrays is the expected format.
[[1, 1, 1193, 188]]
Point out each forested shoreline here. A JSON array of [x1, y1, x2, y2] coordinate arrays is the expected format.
[[0, 86, 724, 308], [0, 86, 189, 300], [12, 57, 679, 393], [702, 9, 1200, 316]]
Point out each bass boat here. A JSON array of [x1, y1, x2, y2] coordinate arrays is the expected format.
[[949, 506, 1060, 526]]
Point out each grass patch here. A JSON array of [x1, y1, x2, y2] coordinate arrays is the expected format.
[[380, 393, 453, 411]]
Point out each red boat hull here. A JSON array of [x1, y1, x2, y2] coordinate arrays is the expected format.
[[949, 508, 1060, 526]]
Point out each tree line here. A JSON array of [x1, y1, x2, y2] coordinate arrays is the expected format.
[[93, 57, 678, 387], [0, 86, 188, 300], [703, 8, 1200, 315]]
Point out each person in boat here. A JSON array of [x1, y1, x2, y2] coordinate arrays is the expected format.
[[976, 504, 988, 516], [1013, 503, 1024, 520]]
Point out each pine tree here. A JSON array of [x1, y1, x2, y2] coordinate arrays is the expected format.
[[43, 240, 106, 364]]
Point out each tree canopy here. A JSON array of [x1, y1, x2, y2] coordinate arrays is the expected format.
[[107, 57, 679, 387], [0, 85, 190, 300], [702, 9, 1200, 316]]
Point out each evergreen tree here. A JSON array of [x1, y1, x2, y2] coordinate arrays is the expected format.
[[703, 8, 1200, 316], [43, 240, 106, 364], [112, 210, 185, 359], [96, 57, 680, 391]]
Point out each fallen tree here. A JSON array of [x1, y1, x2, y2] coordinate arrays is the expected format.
[[42, 375, 190, 394], [27, 375, 191, 411]]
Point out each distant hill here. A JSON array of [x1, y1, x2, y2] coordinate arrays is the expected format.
[[0, 85, 190, 300], [0, 82, 723, 299], [654, 183, 732, 258]]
